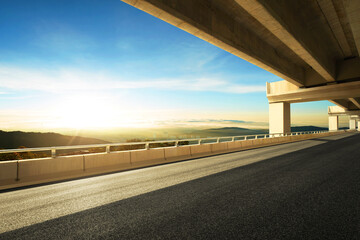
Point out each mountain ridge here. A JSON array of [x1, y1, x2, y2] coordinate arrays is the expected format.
[[0, 130, 109, 149], [0, 125, 333, 149]]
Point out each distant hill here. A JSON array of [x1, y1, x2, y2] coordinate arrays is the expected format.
[[291, 126, 328, 132], [190, 127, 268, 137], [0, 125, 336, 149], [191, 126, 334, 138], [0, 130, 109, 149]]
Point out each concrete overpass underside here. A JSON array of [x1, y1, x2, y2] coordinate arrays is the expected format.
[[121, 0, 360, 133]]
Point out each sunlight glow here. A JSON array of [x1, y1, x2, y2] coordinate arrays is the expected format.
[[46, 93, 143, 129]]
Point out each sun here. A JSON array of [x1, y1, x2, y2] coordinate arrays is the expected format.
[[49, 93, 121, 129], [43, 92, 162, 130]]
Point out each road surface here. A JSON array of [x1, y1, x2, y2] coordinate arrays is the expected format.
[[0, 133, 359, 239]]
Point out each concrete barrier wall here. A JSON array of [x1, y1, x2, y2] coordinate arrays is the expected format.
[[211, 142, 228, 153], [277, 136, 288, 143], [130, 148, 165, 167], [190, 144, 212, 157], [253, 138, 268, 146], [250, 139, 260, 146], [241, 139, 254, 149], [0, 131, 347, 190], [263, 138, 273, 145], [255, 138, 263, 145], [84, 151, 131, 174], [284, 136, 292, 142], [18, 155, 84, 182], [164, 146, 191, 162], [0, 160, 17, 185], [227, 141, 242, 150]]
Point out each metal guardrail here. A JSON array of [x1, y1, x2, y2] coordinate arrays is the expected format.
[[0, 130, 338, 159]]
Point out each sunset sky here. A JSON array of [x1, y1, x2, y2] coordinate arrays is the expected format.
[[0, 0, 344, 131]]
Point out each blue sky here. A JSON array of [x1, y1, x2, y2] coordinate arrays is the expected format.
[[0, 0, 340, 130]]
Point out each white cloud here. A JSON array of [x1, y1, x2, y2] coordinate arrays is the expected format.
[[0, 65, 265, 94]]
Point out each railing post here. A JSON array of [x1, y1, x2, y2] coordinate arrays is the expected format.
[[51, 148, 56, 158], [198, 139, 202, 145], [145, 143, 150, 150], [217, 138, 220, 143], [106, 145, 111, 153], [175, 141, 179, 147], [232, 137, 235, 142], [255, 135, 258, 139], [244, 136, 247, 140]]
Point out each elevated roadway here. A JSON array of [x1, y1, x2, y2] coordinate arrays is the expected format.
[[121, 0, 360, 134], [0, 132, 359, 239]]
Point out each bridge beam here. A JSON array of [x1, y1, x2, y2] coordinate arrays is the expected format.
[[329, 100, 350, 111], [234, 0, 336, 83], [349, 98, 360, 109], [123, 0, 360, 130], [121, 0, 309, 87], [267, 80, 360, 104], [344, 0, 360, 56], [328, 106, 360, 116]]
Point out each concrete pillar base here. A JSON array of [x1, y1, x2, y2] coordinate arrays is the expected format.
[[269, 102, 291, 135], [329, 116, 339, 131], [349, 118, 356, 130]]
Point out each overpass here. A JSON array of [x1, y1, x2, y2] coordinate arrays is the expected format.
[[1, 1, 360, 238], [121, 0, 360, 134]]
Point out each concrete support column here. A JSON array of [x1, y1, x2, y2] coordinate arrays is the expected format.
[[349, 118, 356, 130], [328, 116, 339, 131], [358, 121, 360, 131], [269, 102, 291, 135]]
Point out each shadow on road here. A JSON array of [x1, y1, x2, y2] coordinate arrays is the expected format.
[[1, 133, 359, 239]]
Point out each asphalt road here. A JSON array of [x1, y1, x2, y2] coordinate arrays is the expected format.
[[0, 133, 359, 239]]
